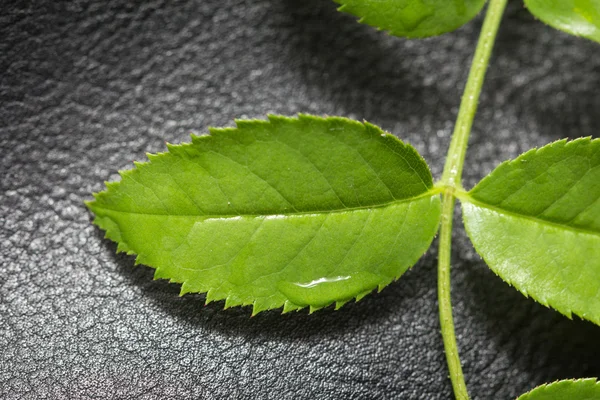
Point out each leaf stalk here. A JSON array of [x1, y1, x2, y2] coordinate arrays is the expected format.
[[437, 0, 508, 399], [438, 192, 467, 399], [440, 0, 508, 188]]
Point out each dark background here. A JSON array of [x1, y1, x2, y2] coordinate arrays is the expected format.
[[1, 0, 599, 399]]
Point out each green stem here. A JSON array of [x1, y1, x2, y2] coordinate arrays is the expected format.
[[437, 1, 507, 399], [438, 193, 465, 399], [441, 0, 508, 188]]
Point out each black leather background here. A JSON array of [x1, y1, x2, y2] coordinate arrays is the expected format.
[[1, 1, 599, 399]]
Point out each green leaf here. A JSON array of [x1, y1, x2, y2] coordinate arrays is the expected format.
[[525, 0, 600, 43], [87, 115, 441, 314], [333, 0, 487, 38], [517, 378, 600, 400], [461, 138, 600, 325]]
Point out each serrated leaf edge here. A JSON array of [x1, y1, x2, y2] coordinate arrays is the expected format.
[[460, 137, 600, 325], [460, 200, 600, 325], [517, 378, 600, 400], [88, 114, 435, 216], [333, 0, 487, 39], [470, 137, 597, 194], [89, 196, 438, 316], [524, 1, 600, 44], [87, 114, 440, 316]]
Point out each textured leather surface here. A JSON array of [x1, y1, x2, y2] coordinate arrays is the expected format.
[[1, 1, 599, 399]]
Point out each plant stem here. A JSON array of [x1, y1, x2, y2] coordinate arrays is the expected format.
[[438, 193, 465, 399], [441, 0, 508, 188], [437, 1, 507, 399]]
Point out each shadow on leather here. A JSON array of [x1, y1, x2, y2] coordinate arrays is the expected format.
[[103, 228, 440, 339], [462, 261, 600, 381], [488, 3, 600, 142], [273, 0, 450, 121]]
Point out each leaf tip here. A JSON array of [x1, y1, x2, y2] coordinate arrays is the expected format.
[[224, 296, 239, 310], [83, 199, 96, 212], [335, 300, 349, 310], [179, 282, 192, 296], [250, 298, 273, 316], [308, 305, 323, 314], [265, 113, 285, 122], [132, 160, 145, 169], [295, 113, 320, 123], [234, 117, 267, 130], [355, 289, 373, 303], [251, 304, 262, 317], [205, 290, 216, 306], [146, 152, 162, 162], [116, 242, 129, 254], [282, 301, 301, 314]]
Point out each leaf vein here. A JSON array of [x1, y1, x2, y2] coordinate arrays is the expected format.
[[207, 150, 300, 213], [461, 195, 600, 238]]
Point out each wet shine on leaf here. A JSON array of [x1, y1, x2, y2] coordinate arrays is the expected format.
[[87, 115, 441, 314], [525, 0, 600, 43], [462, 138, 600, 325], [334, 0, 487, 38], [517, 378, 600, 400]]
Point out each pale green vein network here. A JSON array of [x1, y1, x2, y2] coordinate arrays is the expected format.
[[87, 115, 442, 314], [461, 138, 600, 325]]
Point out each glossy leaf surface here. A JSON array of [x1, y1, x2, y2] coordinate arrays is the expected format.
[[334, 0, 487, 38], [462, 138, 600, 325], [87, 115, 441, 314], [525, 0, 600, 43], [517, 379, 600, 400]]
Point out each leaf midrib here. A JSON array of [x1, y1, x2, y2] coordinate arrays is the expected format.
[[458, 191, 600, 239], [88, 188, 442, 219]]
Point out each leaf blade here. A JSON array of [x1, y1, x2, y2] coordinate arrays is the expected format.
[[88, 115, 441, 314], [517, 378, 600, 400], [461, 138, 600, 325], [525, 0, 600, 43], [334, 0, 487, 38]]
